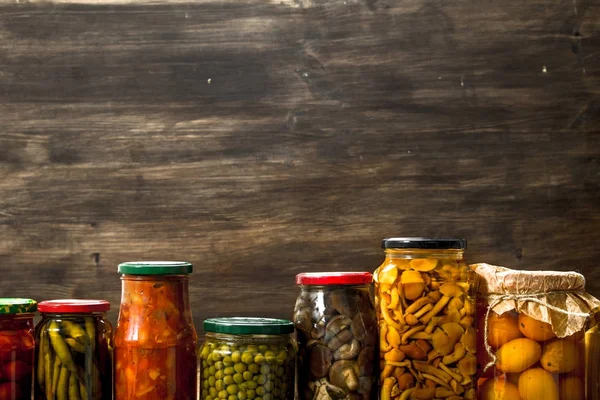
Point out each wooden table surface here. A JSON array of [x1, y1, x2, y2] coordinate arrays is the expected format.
[[0, 0, 598, 330]]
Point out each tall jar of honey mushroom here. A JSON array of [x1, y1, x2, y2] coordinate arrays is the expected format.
[[373, 238, 476, 400], [114, 261, 198, 400], [474, 263, 600, 400]]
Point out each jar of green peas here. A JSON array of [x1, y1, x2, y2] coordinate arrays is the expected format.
[[199, 318, 296, 400]]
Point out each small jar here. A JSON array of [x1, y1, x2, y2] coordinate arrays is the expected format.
[[474, 263, 600, 400], [293, 272, 378, 400], [114, 261, 198, 400], [0, 298, 37, 400], [373, 238, 476, 400], [199, 317, 296, 400], [34, 299, 113, 400]]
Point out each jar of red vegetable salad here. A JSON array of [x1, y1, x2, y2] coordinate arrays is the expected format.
[[114, 261, 198, 400], [0, 298, 36, 400]]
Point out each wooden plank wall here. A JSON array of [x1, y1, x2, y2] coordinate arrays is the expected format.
[[0, 0, 598, 331]]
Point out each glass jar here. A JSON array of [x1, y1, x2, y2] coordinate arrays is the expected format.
[[373, 238, 476, 400], [114, 261, 198, 400], [474, 263, 600, 400], [0, 298, 37, 400], [293, 272, 378, 400], [34, 299, 113, 400], [198, 317, 296, 400]]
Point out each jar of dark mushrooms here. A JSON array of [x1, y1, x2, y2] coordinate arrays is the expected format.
[[293, 272, 378, 400]]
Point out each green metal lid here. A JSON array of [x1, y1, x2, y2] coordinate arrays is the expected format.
[[118, 261, 193, 275], [204, 317, 295, 335], [0, 298, 37, 315]]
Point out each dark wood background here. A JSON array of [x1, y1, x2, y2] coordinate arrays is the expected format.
[[0, 0, 598, 332]]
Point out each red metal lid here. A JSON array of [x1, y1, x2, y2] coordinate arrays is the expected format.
[[295, 272, 373, 285], [38, 299, 110, 313]]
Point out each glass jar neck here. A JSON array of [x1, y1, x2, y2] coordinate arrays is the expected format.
[[298, 284, 371, 292], [384, 248, 464, 260], [0, 313, 34, 330], [120, 274, 193, 319], [40, 312, 106, 318], [205, 331, 289, 344]]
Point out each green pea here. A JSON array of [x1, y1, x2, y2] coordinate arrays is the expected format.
[[226, 384, 238, 395], [245, 380, 258, 389], [267, 373, 275, 382], [238, 391, 247, 400], [223, 375, 233, 385], [257, 375, 267, 385], [209, 376, 216, 387], [215, 370, 224, 379], [201, 346, 211, 359], [275, 367, 283, 378], [254, 354, 265, 365], [209, 366, 217, 375], [220, 344, 231, 352], [218, 390, 228, 399], [204, 368, 211, 378], [212, 352, 223, 362], [243, 371, 253, 381], [202, 389, 209, 398], [247, 345, 258, 353], [210, 387, 218, 396], [246, 389, 256, 399], [203, 359, 209, 368], [263, 394, 273, 400], [223, 356, 234, 366], [264, 381, 273, 393], [234, 363, 247, 373], [241, 352, 254, 364], [215, 361, 224, 370], [229, 396, 237, 400], [248, 363, 259, 374], [264, 351, 275, 363], [260, 365, 270, 375], [231, 350, 241, 363], [224, 366, 235, 375], [259, 345, 269, 352], [204, 380, 210, 389], [276, 351, 287, 364], [256, 386, 265, 396], [233, 373, 244, 384], [215, 379, 224, 391], [206, 396, 214, 400]]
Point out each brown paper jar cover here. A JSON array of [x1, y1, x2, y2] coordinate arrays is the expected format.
[[472, 263, 600, 338]]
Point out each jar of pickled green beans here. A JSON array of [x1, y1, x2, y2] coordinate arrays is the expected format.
[[199, 318, 296, 400], [34, 300, 113, 400]]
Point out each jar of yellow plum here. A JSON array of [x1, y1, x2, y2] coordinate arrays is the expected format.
[[474, 263, 600, 400], [374, 238, 476, 400]]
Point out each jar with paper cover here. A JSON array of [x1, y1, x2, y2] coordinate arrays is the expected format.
[[474, 263, 600, 400]]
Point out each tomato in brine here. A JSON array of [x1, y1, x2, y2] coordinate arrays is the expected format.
[[0, 298, 37, 400]]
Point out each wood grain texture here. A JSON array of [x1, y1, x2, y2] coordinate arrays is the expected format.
[[0, 0, 598, 331]]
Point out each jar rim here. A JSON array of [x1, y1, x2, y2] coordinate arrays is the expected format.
[[382, 237, 467, 250], [118, 261, 193, 275], [204, 317, 294, 335], [38, 299, 110, 313], [0, 298, 37, 315], [295, 272, 372, 286]]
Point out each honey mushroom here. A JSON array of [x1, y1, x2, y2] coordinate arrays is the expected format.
[[377, 260, 476, 400]]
